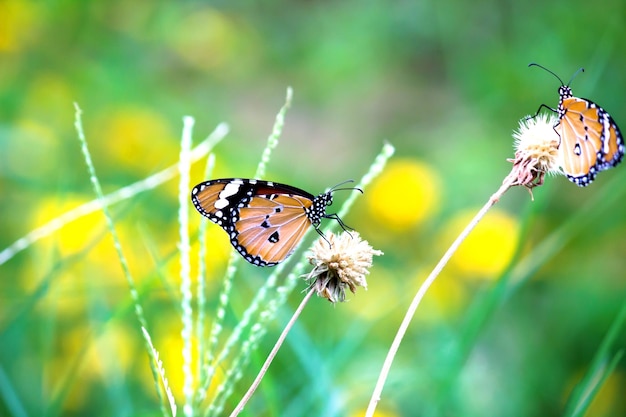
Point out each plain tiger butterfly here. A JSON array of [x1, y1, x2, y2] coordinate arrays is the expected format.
[[191, 178, 360, 266], [529, 63, 624, 186]]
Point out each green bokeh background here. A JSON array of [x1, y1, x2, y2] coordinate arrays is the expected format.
[[2, 1, 626, 416]]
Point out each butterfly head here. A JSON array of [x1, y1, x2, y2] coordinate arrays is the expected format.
[[324, 181, 363, 208], [313, 180, 363, 231], [558, 85, 573, 100]]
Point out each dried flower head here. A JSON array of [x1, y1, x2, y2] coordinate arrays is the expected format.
[[305, 231, 383, 303], [509, 113, 561, 189]]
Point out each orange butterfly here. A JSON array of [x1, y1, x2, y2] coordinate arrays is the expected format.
[[530, 63, 624, 186], [191, 178, 359, 266]]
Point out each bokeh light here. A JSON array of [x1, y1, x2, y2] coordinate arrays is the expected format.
[[366, 158, 441, 232], [441, 208, 519, 279]]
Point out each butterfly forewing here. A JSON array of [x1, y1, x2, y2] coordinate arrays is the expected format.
[[191, 181, 233, 222]]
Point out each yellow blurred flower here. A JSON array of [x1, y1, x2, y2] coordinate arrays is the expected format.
[[200, 219, 233, 274], [163, 223, 233, 291], [0, 0, 42, 52], [442, 209, 519, 279], [33, 196, 104, 256], [157, 322, 225, 403], [96, 107, 178, 174], [366, 159, 441, 231], [26, 195, 186, 314], [26, 196, 114, 295]]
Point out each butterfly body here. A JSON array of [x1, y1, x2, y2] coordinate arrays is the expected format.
[[191, 178, 338, 266], [530, 63, 624, 186]]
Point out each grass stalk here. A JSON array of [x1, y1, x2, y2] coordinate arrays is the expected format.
[[365, 172, 516, 417], [178, 116, 195, 416], [229, 288, 316, 416]]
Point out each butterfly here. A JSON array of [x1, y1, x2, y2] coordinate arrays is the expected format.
[[529, 63, 624, 186], [191, 178, 360, 266]]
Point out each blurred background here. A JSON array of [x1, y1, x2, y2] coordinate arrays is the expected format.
[[1, 0, 626, 416]]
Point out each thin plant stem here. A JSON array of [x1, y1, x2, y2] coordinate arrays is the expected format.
[[255, 87, 292, 179], [74, 103, 170, 416], [564, 297, 626, 416], [0, 122, 228, 266], [143, 327, 178, 417], [199, 87, 294, 411], [179, 116, 195, 417], [365, 173, 517, 417], [229, 288, 316, 417], [195, 153, 215, 408]]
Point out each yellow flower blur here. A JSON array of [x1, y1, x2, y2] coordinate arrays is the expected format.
[[366, 159, 441, 231], [0, 0, 42, 52], [157, 324, 224, 403], [443, 209, 519, 279], [100, 107, 178, 173]]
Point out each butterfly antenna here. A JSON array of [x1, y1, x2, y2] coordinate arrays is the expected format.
[[528, 62, 565, 85], [329, 179, 354, 191], [332, 186, 363, 194], [327, 179, 363, 195], [566, 67, 585, 87]]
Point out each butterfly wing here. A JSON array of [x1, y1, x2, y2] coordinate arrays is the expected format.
[[191, 179, 317, 266], [558, 96, 624, 186], [235, 194, 314, 265]]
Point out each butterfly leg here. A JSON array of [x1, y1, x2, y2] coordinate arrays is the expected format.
[[314, 213, 355, 247], [526, 103, 557, 120], [323, 213, 354, 233], [313, 226, 332, 246]]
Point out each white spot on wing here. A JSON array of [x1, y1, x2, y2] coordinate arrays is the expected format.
[[221, 183, 241, 197], [215, 183, 241, 209]]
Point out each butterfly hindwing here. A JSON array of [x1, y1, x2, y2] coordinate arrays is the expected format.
[[191, 178, 332, 266], [234, 194, 313, 265]]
